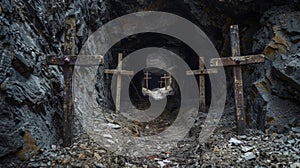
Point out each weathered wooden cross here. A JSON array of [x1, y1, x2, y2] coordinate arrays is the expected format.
[[144, 71, 152, 90], [161, 74, 171, 90], [186, 57, 218, 112], [46, 16, 104, 146], [104, 53, 134, 113], [210, 25, 265, 135]]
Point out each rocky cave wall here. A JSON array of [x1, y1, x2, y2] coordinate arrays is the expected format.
[[0, 0, 300, 163]]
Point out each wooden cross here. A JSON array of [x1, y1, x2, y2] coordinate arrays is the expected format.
[[46, 16, 104, 146], [161, 74, 171, 90], [144, 71, 152, 90], [104, 53, 134, 113], [186, 57, 218, 112], [210, 25, 265, 135]]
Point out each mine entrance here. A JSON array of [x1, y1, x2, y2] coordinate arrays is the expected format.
[[101, 33, 213, 136]]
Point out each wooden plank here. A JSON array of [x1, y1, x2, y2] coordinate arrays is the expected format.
[[144, 71, 152, 90], [115, 53, 123, 113], [210, 54, 265, 67], [186, 57, 218, 112], [62, 16, 76, 147], [104, 69, 134, 75], [161, 74, 171, 90], [199, 57, 206, 112], [47, 55, 104, 66], [186, 69, 218, 75], [230, 25, 246, 135]]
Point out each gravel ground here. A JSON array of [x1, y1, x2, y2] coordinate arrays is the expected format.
[[4, 106, 299, 168]]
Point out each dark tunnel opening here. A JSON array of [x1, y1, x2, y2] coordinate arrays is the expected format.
[[102, 33, 214, 131]]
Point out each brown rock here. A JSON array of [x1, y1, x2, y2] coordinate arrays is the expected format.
[[94, 152, 101, 160], [78, 153, 86, 159], [15, 131, 41, 161]]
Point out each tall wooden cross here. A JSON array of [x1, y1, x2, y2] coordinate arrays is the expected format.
[[46, 16, 104, 146], [186, 57, 218, 112], [144, 71, 152, 90], [104, 53, 134, 112], [210, 25, 265, 135], [161, 74, 171, 90]]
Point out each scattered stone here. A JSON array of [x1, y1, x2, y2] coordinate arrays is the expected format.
[[106, 123, 121, 129], [103, 134, 113, 139], [242, 152, 256, 161], [241, 146, 254, 153], [229, 137, 243, 145], [292, 127, 300, 133], [290, 162, 300, 168], [95, 162, 106, 168], [94, 152, 101, 160], [78, 153, 86, 160]]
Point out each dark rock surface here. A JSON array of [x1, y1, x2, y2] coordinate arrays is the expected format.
[[247, 6, 300, 133], [0, 0, 108, 164]]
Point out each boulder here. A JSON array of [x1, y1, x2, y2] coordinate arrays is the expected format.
[[247, 6, 300, 133]]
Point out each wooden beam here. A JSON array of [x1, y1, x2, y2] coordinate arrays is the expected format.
[[144, 71, 152, 90], [186, 57, 218, 112], [161, 74, 171, 90], [186, 69, 218, 75], [115, 53, 123, 113], [230, 25, 246, 135], [210, 54, 265, 67], [104, 69, 134, 75], [62, 16, 76, 147], [105, 53, 134, 112]]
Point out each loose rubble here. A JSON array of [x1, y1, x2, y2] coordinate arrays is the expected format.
[[14, 108, 300, 168]]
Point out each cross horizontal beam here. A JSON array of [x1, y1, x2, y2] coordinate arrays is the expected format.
[[47, 55, 104, 66], [186, 68, 218, 75], [104, 69, 134, 75], [210, 54, 265, 67]]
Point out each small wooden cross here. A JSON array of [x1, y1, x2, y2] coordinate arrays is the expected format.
[[186, 57, 218, 112], [144, 71, 152, 90], [105, 53, 134, 113], [46, 16, 104, 146], [161, 74, 171, 90], [210, 25, 265, 135]]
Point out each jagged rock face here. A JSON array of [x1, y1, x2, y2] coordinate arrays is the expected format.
[[0, 0, 108, 162], [247, 6, 300, 133], [0, 0, 300, 164]]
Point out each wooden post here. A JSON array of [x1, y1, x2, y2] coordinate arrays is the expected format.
[[210, 25, 265, 135], [144, 71, 152, 90], [46, 16, 104, 146], [161, 74, 171, 90], [186, 57, 218, 112], [105, 53, 134, 112]]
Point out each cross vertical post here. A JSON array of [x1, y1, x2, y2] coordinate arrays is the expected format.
[[116, 53, 123, 113], [105, 53, 134, 113], [62, 16, 76, 147], [144, 71, 152, 90], [46, 17, 104, 146], [161, 74, 171, 90], [199, 57, 207, 112], [231, 25, 246, 135], [186, 57, 218, 112], [210, 25, 265, 135]]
